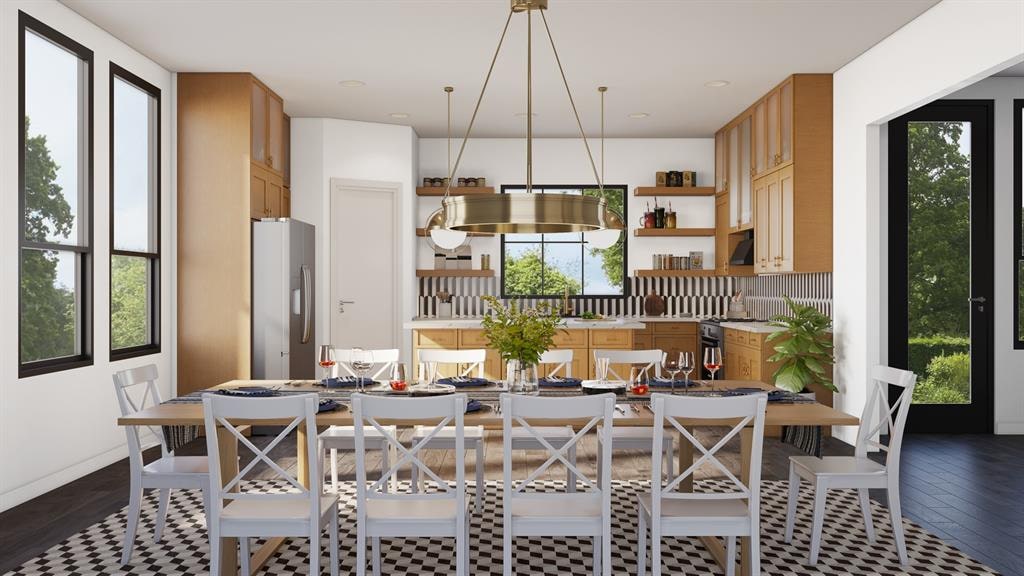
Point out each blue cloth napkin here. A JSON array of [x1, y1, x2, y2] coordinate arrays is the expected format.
[[217, 386, 279, 397], [723, 387, 788, 401], [649, 377, 696, 388], [539, 377, 582, 387], [465, 399, 484, 413], [322, 376, 375, 388], [437, 377, 491, 388], [318, 399, 341, 413]]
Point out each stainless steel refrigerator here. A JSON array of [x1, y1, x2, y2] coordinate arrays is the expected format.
[[252, 219, 315, 380]]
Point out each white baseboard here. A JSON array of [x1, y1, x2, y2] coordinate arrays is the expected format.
[[995, 420, 1024, 435], [0, 443, 132, 513]]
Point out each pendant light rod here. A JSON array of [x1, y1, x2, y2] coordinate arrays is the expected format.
[[443, 8, 515, 199], [599, 86, 606, 190], [445, 86, 453, 179], [526, 5, 533, 193], [539, 8, 602, 191]]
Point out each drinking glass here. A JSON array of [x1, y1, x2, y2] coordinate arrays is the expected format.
[[423, 361, 439, 387], [629, 366, 650, 396], [679, 351, 695, 391], [317, 345, 335, 384], [389, 363, 408, 392], [704, 347, 722, 390], [662, 352, 682, 394], [594, 357, 610, 385], [350, 347, 375, 392]]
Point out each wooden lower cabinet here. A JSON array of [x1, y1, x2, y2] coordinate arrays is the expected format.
[[635, 323, 699, 375]]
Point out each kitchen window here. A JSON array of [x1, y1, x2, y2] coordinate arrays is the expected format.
[[19, 13, 94, 377], [500, 185, 627, 298], [1015, 99, 1023, 348], [110, 63, 161, 359]]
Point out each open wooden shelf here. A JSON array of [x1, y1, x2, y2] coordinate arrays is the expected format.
[[634, 269, 717, 278], [415, 228, 494, 238], [416, 269, 495, 278], [724, 264, 756, 277], [634, 228, 716, 237], [416, 186, 495, 196], [634, 186, 715, 197]]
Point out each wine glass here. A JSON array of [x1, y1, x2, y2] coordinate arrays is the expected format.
[[662, 352, 682, 394], [629, 366, 650, 396], [704, 347, 722, 391], [389, 362, 408, 392], [679, 351, 695, 391], [350, 348, 375, 392], [317, 345, 335, 384]]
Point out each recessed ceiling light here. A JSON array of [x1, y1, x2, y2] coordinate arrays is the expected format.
[[389, 112, 410, 119], [628, 112, 649, 119], [338, 79, 366, 87], [514, 112, 538, 118], [704, 80, 731, 88]]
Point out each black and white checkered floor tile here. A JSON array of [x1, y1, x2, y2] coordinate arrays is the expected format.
[[3, 480, 997, 575]]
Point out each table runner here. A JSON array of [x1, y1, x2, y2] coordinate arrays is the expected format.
[[161, 381, 820, 455]]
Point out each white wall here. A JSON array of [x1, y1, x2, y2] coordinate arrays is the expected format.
[[0, 1, 174, 511], [290, 118, 418, 363], [417, 138, 715, 274], [832, 0, 1024, 441]]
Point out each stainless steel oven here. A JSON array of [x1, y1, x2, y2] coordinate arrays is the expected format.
[[699, 321, 723, 379]]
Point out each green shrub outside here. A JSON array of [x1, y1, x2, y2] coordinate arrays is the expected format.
[[913, 352, 970, 404], [907, 335, 968, 378]]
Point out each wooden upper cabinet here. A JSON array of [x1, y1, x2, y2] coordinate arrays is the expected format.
[[268, 93, 283, 172], [251, 81, 267, 166], [283, 114, 291, 187], [715, 193, 729, 275], [714, 129, 726, 193], [250, 167, 268, 220], [766, 89, 779, 169], [779, 79, 794, 164], [753, 100, 767, 175], [753, 176, 769, 274], [736, 114, 753, 230], [727, 123, 739, 223]]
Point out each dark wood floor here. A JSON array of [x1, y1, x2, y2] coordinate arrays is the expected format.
[[1, 432, 1021, 575]]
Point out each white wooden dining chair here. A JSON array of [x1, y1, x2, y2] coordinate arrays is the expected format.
[[114, 364, 211, 566], [352, 393, 469, 576], [508, 349, 580, 491], [332, 347, 400, 380], [785, 365, 917, 567], [592, 349, 675, 482], [636, 393, 768, 576], [411, 348, 486, 511], [321, 348, 400, 493], [203, 393, 339, 576], [501, 392, 615, 576]]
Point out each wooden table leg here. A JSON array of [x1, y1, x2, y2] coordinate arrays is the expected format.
[[216, 426, 239, 576], [297, 426, 311, 487], [677, 431, 693, 492]]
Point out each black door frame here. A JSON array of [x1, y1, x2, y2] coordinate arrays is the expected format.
[[887, 99, 994, 434]]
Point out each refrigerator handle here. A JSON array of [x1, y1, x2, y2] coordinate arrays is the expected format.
[[300, 264, 312, 344]]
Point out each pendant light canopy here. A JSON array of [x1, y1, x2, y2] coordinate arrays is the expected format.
[[430, 0, 624, 236]]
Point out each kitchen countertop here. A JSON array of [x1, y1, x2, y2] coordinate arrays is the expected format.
[[718, 321, 784, 334], [405, 318, 648, 330]]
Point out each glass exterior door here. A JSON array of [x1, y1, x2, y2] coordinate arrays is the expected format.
[[888, 101, 993, 433]]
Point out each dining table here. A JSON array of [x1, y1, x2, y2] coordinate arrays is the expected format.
[[118, 378, 858, 576]]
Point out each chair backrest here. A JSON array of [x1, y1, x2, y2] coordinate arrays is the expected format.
[[351, 394, 466, 523], [539, 349, 574, 378], [113, 364, 168, 466], [593, 348, 665, 380], [855, 365, 917, 471], [502, 393, 614, 515], [202, 394, 321, 526], [650, 393, 767, 526], [332, 348, 400, 379], [418, 348, 486, 379]]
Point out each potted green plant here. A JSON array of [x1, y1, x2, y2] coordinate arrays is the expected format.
[[766, 296, 838, 394], [480, 296, 563, 395]]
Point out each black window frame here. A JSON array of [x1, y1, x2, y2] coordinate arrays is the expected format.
[[499, 184, 629, 300], [1014, 99, 1023, 349], [18, 11, 94, 378], [109, 62, 161, 361]]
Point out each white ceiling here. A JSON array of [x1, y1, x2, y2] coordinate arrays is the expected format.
[[62, 0, 938, 137]]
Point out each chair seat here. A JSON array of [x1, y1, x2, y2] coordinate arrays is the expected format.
[[597, 426, 674, 444], [510, 426, 575, 439], [221, 494, 338, 522], [366, 498, 463, 521], [412, 425, 484, 440], [791, 456, 887, 477], [510, 495, 603, 519], [637, 494, 749, 520], [143, 455, 209, 476], [320, 425, 397, 439]]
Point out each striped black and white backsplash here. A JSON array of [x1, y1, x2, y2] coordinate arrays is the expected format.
[[418, 272, 832, 320]]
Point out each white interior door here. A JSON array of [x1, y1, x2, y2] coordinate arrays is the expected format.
[[329, 180, 399, 350]]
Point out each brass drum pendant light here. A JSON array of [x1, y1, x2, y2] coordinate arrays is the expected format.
[[436, 0, 624, 235]]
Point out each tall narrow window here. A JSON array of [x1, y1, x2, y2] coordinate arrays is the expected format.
[[110, 64, 160, 358], [1015, 99, 1023, 348], [19, 12, 93, 377]]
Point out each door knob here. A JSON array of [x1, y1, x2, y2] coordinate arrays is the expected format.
[[338, 299, 355, 314], [968, 296, 987, 303]]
